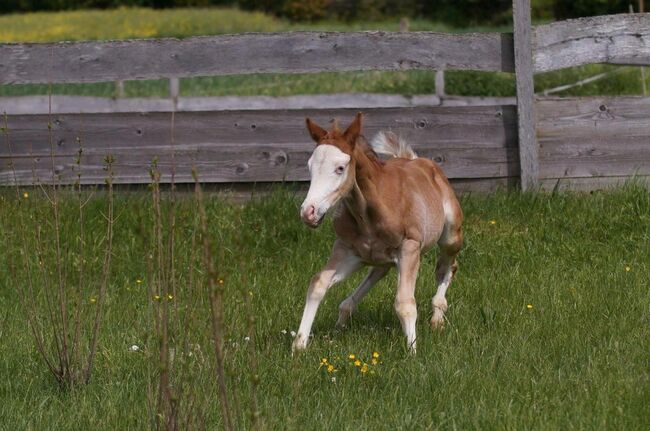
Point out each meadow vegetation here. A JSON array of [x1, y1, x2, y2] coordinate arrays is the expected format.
[[1, 6, 649, 430], [1, 184, 649, 429]]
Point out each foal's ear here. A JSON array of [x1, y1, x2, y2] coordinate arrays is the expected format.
[[343, 112, 363, 144], [305, 118, 327, 143]]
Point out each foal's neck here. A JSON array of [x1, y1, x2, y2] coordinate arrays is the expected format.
[[343, 142, 383, 228]]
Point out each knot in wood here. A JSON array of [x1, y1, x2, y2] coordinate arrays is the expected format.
[[235, 163, 249, 175]]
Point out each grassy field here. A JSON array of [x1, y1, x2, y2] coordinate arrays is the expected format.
[[1, 184, 649, 429], [0, 7, 648, 98]]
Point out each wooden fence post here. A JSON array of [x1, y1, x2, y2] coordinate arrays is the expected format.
[[435, 70, 445, 97], [169, 77, 179, 100], [512, 0, 538, 190]]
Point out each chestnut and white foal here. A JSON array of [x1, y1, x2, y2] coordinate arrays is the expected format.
[[293, 113, 463, 354]]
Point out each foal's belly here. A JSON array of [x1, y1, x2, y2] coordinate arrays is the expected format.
[[349, 236, 398, 266]]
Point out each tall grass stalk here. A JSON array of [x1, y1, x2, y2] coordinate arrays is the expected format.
[[193, 168, 234, 431]]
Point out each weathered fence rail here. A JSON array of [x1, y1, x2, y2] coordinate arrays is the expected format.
[[1, 6, 650, 193], [0, 106, 518, 185]]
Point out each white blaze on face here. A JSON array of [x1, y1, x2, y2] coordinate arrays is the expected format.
[[300, 144, 351, 226]]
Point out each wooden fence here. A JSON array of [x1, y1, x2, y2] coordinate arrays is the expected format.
[[1, 2, 650, 193]]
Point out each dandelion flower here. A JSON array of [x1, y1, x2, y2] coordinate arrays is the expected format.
[[218, 279, 225, 285], [136, 279, 143, 284], [354, 359, 361, 367], [372, 352, 379, 359], [348, 354, 356, 360], [327, 364, 335, 373], [526, 304, 533, 310], [625, 266, 631, 272], [489, 220, 497, 225], [360, 363, 369, 374], [23, 192, 29, 199], [167, 294, 173, 301], [320, 358, 328, 365], [154, 295, 161, 301], [90, 297, 97, 304]]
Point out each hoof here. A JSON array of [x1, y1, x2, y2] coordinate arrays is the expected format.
[[291, 333, 308, 355], [430, 315, 446, 331], [431, 297, 448, 331], [336, 301, 354, 329]]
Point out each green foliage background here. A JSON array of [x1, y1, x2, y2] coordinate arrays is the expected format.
[[0, 0, 635, 24]]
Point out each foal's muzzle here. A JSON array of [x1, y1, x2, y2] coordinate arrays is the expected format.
[[300, 203, 324, 228]]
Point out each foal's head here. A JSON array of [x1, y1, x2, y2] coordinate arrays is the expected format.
[[300, 113, 363, 227]]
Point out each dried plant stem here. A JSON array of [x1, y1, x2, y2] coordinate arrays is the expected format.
[[2, 114, 57, 377], [84, 155, 114, 384], [46, 88, 72, 382], [193, 169, 234, 431], [244, 283, 262, 430], [71, 144, 85, 372]]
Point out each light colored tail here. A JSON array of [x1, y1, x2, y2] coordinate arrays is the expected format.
[[370, 131, 417, 160]]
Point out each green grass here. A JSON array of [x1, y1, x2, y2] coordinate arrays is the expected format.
[[0, 7, 648, 98], [1, 184, 649, 429]]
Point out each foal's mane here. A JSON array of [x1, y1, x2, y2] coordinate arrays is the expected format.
[[357, 135, 384, 167]]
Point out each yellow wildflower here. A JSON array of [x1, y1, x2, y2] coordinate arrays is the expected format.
[[372, 352, 379, 359], [218, 279, 225, 285], [89, 297, 97, 304], [526, 304, 533, 310], [371, 358, 379, 365], [348, 354, 356, 360], [154, 295, 161, 301], [354, 359, 361, 367], [625, 266, 631, 272], [23, 192, 29, 199], [360, 363, 369, 374], [136, 279, 143, 284], [327, 364, 335, 373], [320, 358, 328, 365], [489, 220, 497, 225], [167, 294, 173, 301]]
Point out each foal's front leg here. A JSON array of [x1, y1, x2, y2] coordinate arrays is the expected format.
[[395, 239, 421, 354], [336, 266, 390, 328], [292, 240, 362, 353]]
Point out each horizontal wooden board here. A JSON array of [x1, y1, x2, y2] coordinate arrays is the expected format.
[[0, 106, 518, 185], [534, 13, 650, 72], [0, 94, 518, 115], [0, 32, 514, 85], [540, 176, 650, 192], [537, 96, 650, 179]]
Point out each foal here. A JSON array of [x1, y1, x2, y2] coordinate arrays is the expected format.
[[293, 113, 463, 353]]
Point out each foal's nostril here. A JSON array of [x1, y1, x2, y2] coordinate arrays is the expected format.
[[301, 204, 316, 222]]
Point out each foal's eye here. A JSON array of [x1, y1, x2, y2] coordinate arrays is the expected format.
[[335, 166, 345, 175]]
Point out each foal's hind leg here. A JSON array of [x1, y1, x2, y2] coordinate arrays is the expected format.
[[336, 266, 390, 328], [431, 223, 463, 330]]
